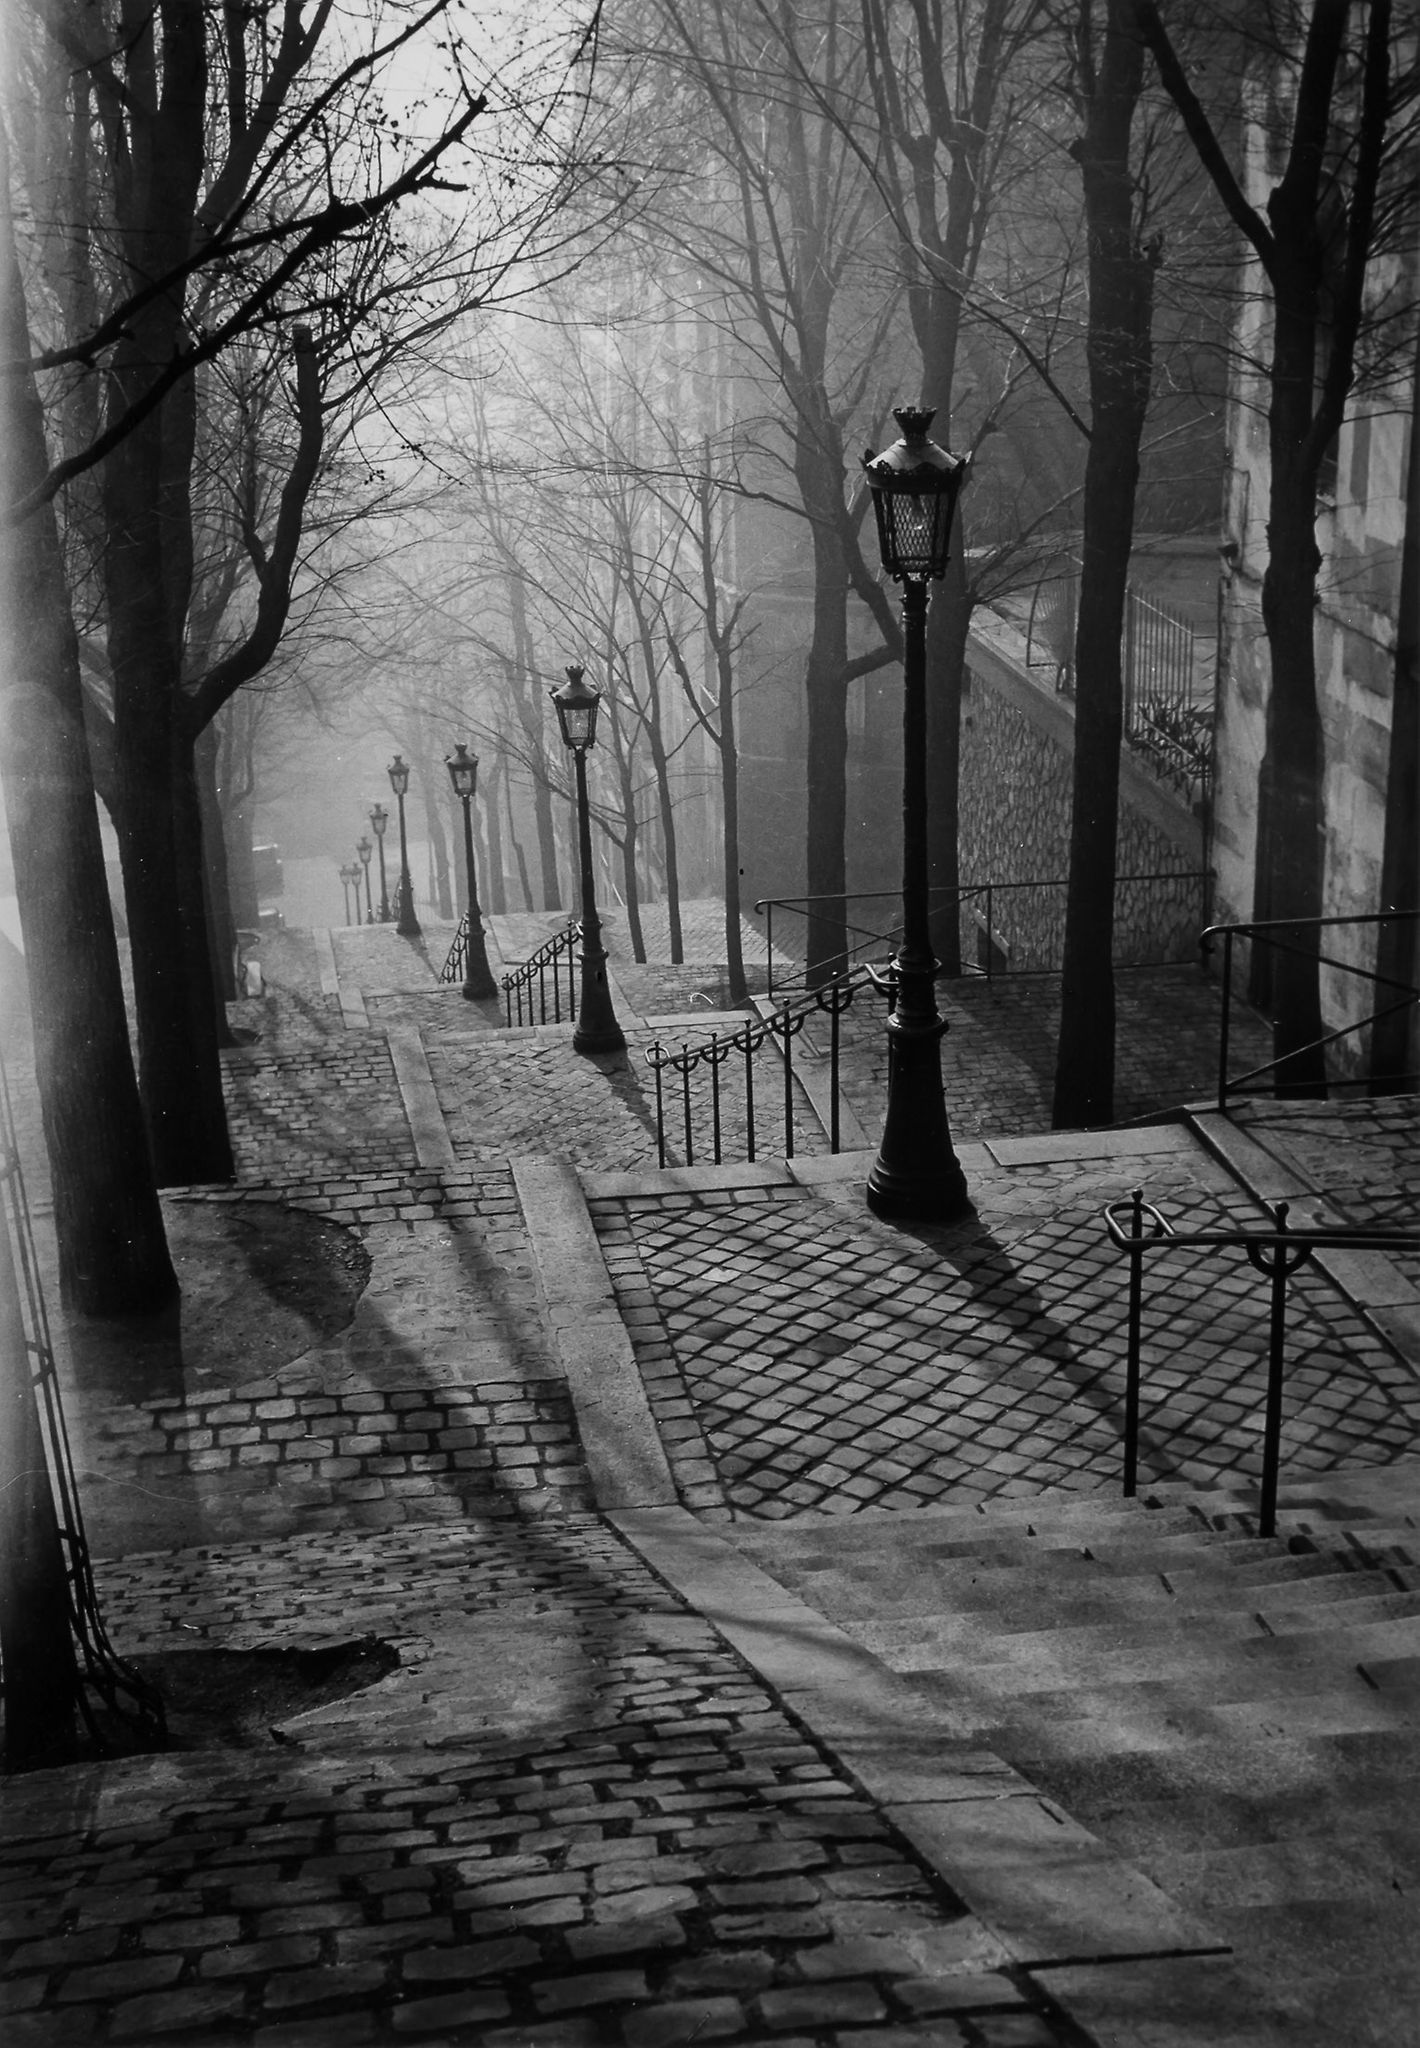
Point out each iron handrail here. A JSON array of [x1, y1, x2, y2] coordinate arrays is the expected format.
[[757, 870, 1212, 996], [439, 914, 470, 986], [0, 1055, 167, 1759], [501, 919, 580, 1027], [1201, 910, 1420, 1106], [645, 964, 880, 1167], [1104, 1190, 1420, 1537]]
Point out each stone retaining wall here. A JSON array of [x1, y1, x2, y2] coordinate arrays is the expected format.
[[958, 617, 1209, 972]]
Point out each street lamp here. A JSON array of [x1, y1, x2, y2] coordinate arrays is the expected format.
[[861, 404, 972, 1222], [445, 743, 498, 1000], [355, 836, 375, 924], [549, 666, 625, 1055], [338, 862, 360, 925], [386, 754, 421, 938], [368, 803, 392, 922]]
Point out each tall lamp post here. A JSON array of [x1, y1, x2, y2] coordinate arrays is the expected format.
[[861, 405, 972, 1222], [550, 666, 625, 1056], [355, 836, 375, 924], [387, 754, 421, 937], [445, 744, 499, 1000], [369, 803, 392, 922]]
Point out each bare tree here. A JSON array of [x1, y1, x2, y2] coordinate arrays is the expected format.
[[1135, 0, 1413, 1090]]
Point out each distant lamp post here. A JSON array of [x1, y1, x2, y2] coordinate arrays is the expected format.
[[355, 836, 375, 924], [339, 862, 360, 925], [445, 743, 498, 1000], [861, 404, 972, 1222], [386, 754, 421, 937], [549, 666, 625, 1055], [368, 803, 392, 922]]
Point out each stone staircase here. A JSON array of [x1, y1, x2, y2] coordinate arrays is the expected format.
[[726, 1460, 1420, 2046]]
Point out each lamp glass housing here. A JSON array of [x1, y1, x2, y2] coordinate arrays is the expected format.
[[369, 803, 388, 839], [356, 836, 372, 865], [446, 743, 478, 800], [862, 406, 967, 582], [551, 666, 601, 752], [387, 754, 411, 797]]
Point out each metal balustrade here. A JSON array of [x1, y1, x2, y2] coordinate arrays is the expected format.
[[758, 871, 1211, 997], [1204, 910, 1420, 1104], [0, 1055, 166, 1761], [1105, 1190, 1420, 1537], [646, 967, 876, 1167], [500, 920, 580, 1027]]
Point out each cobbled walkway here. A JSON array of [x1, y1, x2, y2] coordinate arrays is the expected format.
[[3, 1519, 1078, 2047], [588, 1134, 1419, 1522], [3, 907, 1416, 2048]]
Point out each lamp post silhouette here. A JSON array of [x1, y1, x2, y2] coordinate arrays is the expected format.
[[338, 862, 359, 925], [860, 405, 972, 1222], [368, 803, 392, 922], [445, 744, 498, 1000], [387, 754, 420, 937], [355, 836, 375, 924], [549, 666, 625, 1056]]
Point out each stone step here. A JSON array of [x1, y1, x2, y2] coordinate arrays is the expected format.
[[919, 1616, 1420, 1703], [924, 1681, 1407, 1762], [860, 1581, 1420, 1673]]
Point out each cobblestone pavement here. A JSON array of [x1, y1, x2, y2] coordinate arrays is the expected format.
[[3, 1518, 1085, 2048], [65, 1168, 589, 1558], [801, 968, 1274, 1153], [1231, 1096, 1420, 1290], [590, 1134, 1420, 1522]]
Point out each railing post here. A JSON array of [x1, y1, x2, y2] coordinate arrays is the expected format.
[[652, 1051, 667, 1170], [745, 1032, 756, 1163], [766, 903, 774, 1000], [781, 1004, 794, 1160], [681, 1046, 694, 1166], [1259, 1200, 1293, 1541], [830, 999, 841, 1154], [1123, 1188, 1145, 1498], [1218, 929, 1234, 1111], [710, 1042, 723, 1165]]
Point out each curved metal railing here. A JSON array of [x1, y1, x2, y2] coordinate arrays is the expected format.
[[1105, 1189, 1420, 1536], [645, 965, 880, 1167], [1202, 909, 1420, 1104], [500, 920, 581, 1027]]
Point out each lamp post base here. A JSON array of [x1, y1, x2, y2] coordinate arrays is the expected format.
[[573, 961, 626, 1055], [865, 1011, 972, 1223]]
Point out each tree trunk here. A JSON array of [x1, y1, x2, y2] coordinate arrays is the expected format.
[[1254, 246, 1330, 1094], [803, 511, 851, 986], [424, 784, 454, 919], [1052, 0, 1157, 1129], [1371, 325, 1420, 1091], [925, 548, 971, 974], [196, 724, 237, 1010], [484, 756, 508, 916], [719, 660, 749, 1007], [0, 190, 177, 1313], [225, 802, 260, 928]]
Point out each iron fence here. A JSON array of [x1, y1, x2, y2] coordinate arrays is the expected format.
[[1203, 910, 1420, 1105], [1105, 1189, 1420, 1536], [646, 967, 876, 1167], [500, 920, 581, 1027], [1026, 559, 1211, 801], [0, 1055, 166, 1762], [758, 871, 1211, 997], [439, 914, 470, 986]]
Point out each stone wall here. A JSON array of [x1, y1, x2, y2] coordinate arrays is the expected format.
[[957, 616, 1208, 972]]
